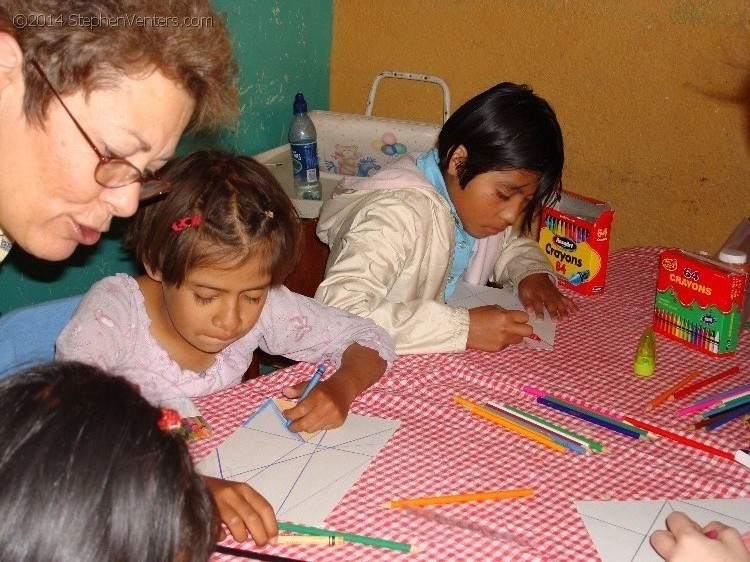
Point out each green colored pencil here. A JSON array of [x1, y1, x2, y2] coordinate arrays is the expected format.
[[704, 393, 750, 417], [490, 402, 608, 453], [277, 522, 421, 553]]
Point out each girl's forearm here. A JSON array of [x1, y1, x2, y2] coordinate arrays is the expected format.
[[332, 343, 387, 402]]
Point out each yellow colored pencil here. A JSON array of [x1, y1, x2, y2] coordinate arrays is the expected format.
[[645, 370, 700, 411], [381, 487, 534, 508], [454, 396, 567, 454], [276, 535, 344, 546]]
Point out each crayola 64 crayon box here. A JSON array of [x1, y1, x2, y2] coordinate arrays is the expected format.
[[538, 191, 615, 295], [653, 249, 747, 356]]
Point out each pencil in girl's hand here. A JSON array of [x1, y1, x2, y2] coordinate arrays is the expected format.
[[381, 488, 534, 508], [285, 363, 327, 427], [645, 370, 700, 411]]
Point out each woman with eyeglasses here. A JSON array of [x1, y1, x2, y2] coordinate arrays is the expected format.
[[0, 1, 237, 262]]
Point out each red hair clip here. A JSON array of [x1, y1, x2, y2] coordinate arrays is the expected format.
[[158, 407, 182, 431], [171, 214, 202, 233]]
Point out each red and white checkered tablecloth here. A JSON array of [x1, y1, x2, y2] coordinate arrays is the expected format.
[[191, 247, 750, 562]]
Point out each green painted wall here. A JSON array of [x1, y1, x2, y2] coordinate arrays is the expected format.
[[0, 0, 332, 315]]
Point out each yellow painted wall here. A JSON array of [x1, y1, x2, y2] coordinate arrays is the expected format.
[[331, 1, 750, 253]]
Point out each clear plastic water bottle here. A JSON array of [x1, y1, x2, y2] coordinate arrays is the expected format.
[[288, 92, 322, 200]]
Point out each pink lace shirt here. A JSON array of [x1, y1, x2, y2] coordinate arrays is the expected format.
[[56, 274, 396, 407]]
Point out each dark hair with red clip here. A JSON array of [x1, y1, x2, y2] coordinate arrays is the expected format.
[[126, 150, 302, 288], [0, 361, 218, 562]]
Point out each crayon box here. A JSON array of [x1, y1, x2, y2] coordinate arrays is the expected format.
[[653, 249, 747, 357], [538, 191, 615, 295]]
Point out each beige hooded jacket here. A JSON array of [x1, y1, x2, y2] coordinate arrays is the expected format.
[[315, 153, 554, 355]]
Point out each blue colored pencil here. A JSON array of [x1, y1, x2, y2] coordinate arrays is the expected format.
[[703, 402, 750, 431], [703, 393, 750, 418], [537, 396, 644, 440], [285, 363, 327, 427]]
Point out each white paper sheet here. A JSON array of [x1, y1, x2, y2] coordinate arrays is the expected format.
[[197, 398, 400, 526], [576, 498, 750, 562], [447, 281, 556, 350]]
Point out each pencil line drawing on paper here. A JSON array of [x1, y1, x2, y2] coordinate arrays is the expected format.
[[197, 398, 400, 525]]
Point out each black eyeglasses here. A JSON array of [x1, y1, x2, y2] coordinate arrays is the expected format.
[[30, 60, 170, 201]]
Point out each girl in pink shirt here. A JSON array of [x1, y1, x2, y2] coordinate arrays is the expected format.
[[57, 150, 396, 546]]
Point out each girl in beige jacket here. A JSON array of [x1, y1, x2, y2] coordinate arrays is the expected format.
[[316, 83, 578, 355]]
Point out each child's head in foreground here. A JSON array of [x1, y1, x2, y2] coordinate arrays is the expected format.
[[437, 82, 564, 233], [0, 361, 216, 562]]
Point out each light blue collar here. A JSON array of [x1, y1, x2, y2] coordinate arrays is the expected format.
[[415, 149, 476, 299]]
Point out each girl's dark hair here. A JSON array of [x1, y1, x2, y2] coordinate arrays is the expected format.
[[126, 150, 302, 288], [0, 361, 217, 562], [437, 82, 564, 232]]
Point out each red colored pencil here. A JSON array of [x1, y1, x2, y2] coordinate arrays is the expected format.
[[670, 366, 741, 401], [623, 416, 734, 460]]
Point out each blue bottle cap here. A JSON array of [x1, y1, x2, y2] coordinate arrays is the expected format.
[[293, 92, 307, 114]]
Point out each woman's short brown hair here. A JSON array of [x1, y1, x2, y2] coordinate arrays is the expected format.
[[0, 0, 238, 130], [126, 150, 302, 288]]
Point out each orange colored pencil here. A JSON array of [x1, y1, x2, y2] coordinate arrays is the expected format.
[[382, 488, 534, 508], [623, 416, 734, 460], [454, 396, 567, 454], [671, 366, 741, 401], [645, 371, 700, 411]]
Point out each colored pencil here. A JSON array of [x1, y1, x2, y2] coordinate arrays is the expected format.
[[286, 363, 327, 427], [522, 385, 548, 398], [645, 371, 701, 411], [671, 366, 741, 401], [695, 403, 750, 432], [277, 522, 420, 553], [536, 396, 647, 439], [524, 385, 631, 423], [482, 403, 589, 454], [703, 394, 750, 418], [487, 402, 604, 451], [382, 488, 534, 508], [692, 382, 750, 406], [454, 396, 567, 453], [276, 535, 344, 546], [622, 416, 734, 460], [678, 385, 750, 417], [213, 545, 306, 562]]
